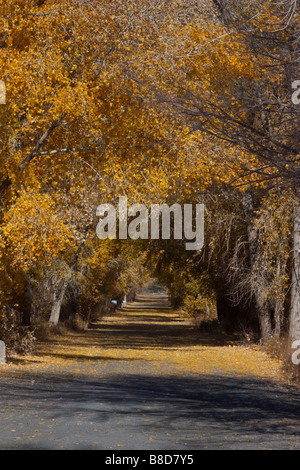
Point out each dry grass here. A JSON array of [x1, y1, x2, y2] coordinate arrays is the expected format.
[[263, 336, 300, 386]]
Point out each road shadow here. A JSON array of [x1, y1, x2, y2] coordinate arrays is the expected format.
[[86, 322, 229, 350], [1, 293, 299, 449], [86, 292, 233, 350], [1, 371, 300, 449], [5, 293, 232, 366]]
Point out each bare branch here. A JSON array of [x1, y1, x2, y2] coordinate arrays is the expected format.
[[18, 113, 65, 172]]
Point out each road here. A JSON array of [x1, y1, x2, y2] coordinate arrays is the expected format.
[[0, 292, 300, 450]]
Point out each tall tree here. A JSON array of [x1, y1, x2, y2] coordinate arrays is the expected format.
[[127, 0, 300, 341]]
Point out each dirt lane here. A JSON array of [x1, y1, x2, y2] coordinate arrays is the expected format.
[[0, 293, 300, 450]]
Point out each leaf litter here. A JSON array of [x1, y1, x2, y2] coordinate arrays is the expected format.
[[0, 294, 284, 383]]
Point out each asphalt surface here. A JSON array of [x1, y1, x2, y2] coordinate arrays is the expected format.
[[0, 293, 300, 450]]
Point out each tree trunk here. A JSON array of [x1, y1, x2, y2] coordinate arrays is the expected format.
[[242, 190, 272, 342], [274, 263, 283, 338], [274, 299, 283, 338], [205, 300, 211, 320], [48, 245, 83, 326], [49, 281, 68, 325], [21, 279, 33, 326], [242, 190, 258, 265], [289, 191, 300, 342], [256, 294, 272, 341]]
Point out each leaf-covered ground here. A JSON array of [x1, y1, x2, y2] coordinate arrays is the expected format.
[[1, 293, 283, 380], [0, 293, 300, 450]]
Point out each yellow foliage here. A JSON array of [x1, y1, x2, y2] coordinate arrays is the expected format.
[[0, 191, 75, 270]]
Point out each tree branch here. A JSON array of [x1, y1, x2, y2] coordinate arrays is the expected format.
[[18, 113, 65, 172]]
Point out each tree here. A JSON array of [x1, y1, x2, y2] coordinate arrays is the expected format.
[[0, 0, 176, 328], [0, 0, 298, 347], [126, 0, 300, 341]]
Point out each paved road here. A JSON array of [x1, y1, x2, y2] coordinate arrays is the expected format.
[[0, 293, 300, 450]]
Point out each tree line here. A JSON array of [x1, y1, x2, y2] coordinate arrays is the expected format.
[[0, 0, 299, 361]]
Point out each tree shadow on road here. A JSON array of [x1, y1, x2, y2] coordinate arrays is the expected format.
[[1, 371, 300, 449]]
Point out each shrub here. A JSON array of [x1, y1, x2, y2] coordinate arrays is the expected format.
[[264, 336, 300, 385], [64, 313, 88, 331], [31, 317, 52, 341], [0, 306, 37, 355]]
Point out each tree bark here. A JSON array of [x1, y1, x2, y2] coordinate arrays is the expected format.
[[289, 190, 300, 342], [49, 280, 68, 325], [242, 190, 272, 341], [21, 280, 33, 327], [18, 113, 65, 171], [242, 190, 258, 265], [48, 245, 83, 325], [274, 262, 283, 338], [256, 293, 272, 341], [212, 0, 232, 25], [274, 299, 283, 338]]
